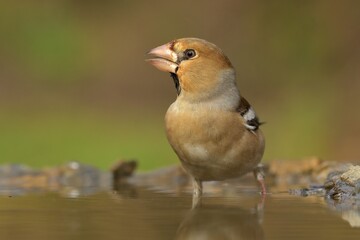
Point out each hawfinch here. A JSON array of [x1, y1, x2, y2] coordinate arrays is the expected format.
[[147, 38, 265, 205]]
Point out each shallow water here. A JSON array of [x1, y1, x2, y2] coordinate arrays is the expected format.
[[0, 187, 359, 240]]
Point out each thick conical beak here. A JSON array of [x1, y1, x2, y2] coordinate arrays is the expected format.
[[146, 43, 178, 73]]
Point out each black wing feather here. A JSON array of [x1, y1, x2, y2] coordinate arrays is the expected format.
[[236, 97, 262, 131]]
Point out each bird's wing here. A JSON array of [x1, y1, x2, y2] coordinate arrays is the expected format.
[[237, 97, 262, 131]]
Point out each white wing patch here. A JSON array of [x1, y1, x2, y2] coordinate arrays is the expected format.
[[243, 107, 256, 121], [243, 107, 260, 131], [238, 97, 262, 131], [244, 123, 257, 130]]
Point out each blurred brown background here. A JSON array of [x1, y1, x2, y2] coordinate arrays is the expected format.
[[0, 0, 359, 170]]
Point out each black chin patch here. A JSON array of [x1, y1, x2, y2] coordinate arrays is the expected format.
[[170, 73, 181, 95]]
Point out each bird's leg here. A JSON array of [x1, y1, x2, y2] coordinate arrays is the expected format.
[[192, 179, 203, 209], [253, 165, 266, 223], [253, 164, 266, 195]]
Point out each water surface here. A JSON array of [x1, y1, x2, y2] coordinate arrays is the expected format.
[[0, 187, 359, 240]]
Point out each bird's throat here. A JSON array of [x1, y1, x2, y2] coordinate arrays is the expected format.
[[170, 73, 181, 95]]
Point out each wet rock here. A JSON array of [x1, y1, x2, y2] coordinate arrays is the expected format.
[[111, 160, 138, 197], [325, 165, 360, 201], [111, 159, 137, 185], [289, 186, 326, 197], [0, 164, 45, 192], [57, 161, 110, 188], [0, 162, 111, 196], [340, 166, 360, 187], [268, 157, 359, 192], [0, 164, 36, 178]]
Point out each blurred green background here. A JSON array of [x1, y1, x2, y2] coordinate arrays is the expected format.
[[1, 1, 359, 170]]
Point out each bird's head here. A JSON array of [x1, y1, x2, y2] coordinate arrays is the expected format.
[[147, 38, 237, 100]]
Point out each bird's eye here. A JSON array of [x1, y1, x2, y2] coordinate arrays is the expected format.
[[184, 49, 196, 59]]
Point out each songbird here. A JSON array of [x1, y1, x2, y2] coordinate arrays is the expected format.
[[147, 38, 266, 206]]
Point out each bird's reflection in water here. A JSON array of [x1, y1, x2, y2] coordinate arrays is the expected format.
[[175, 200, 264, 240]]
